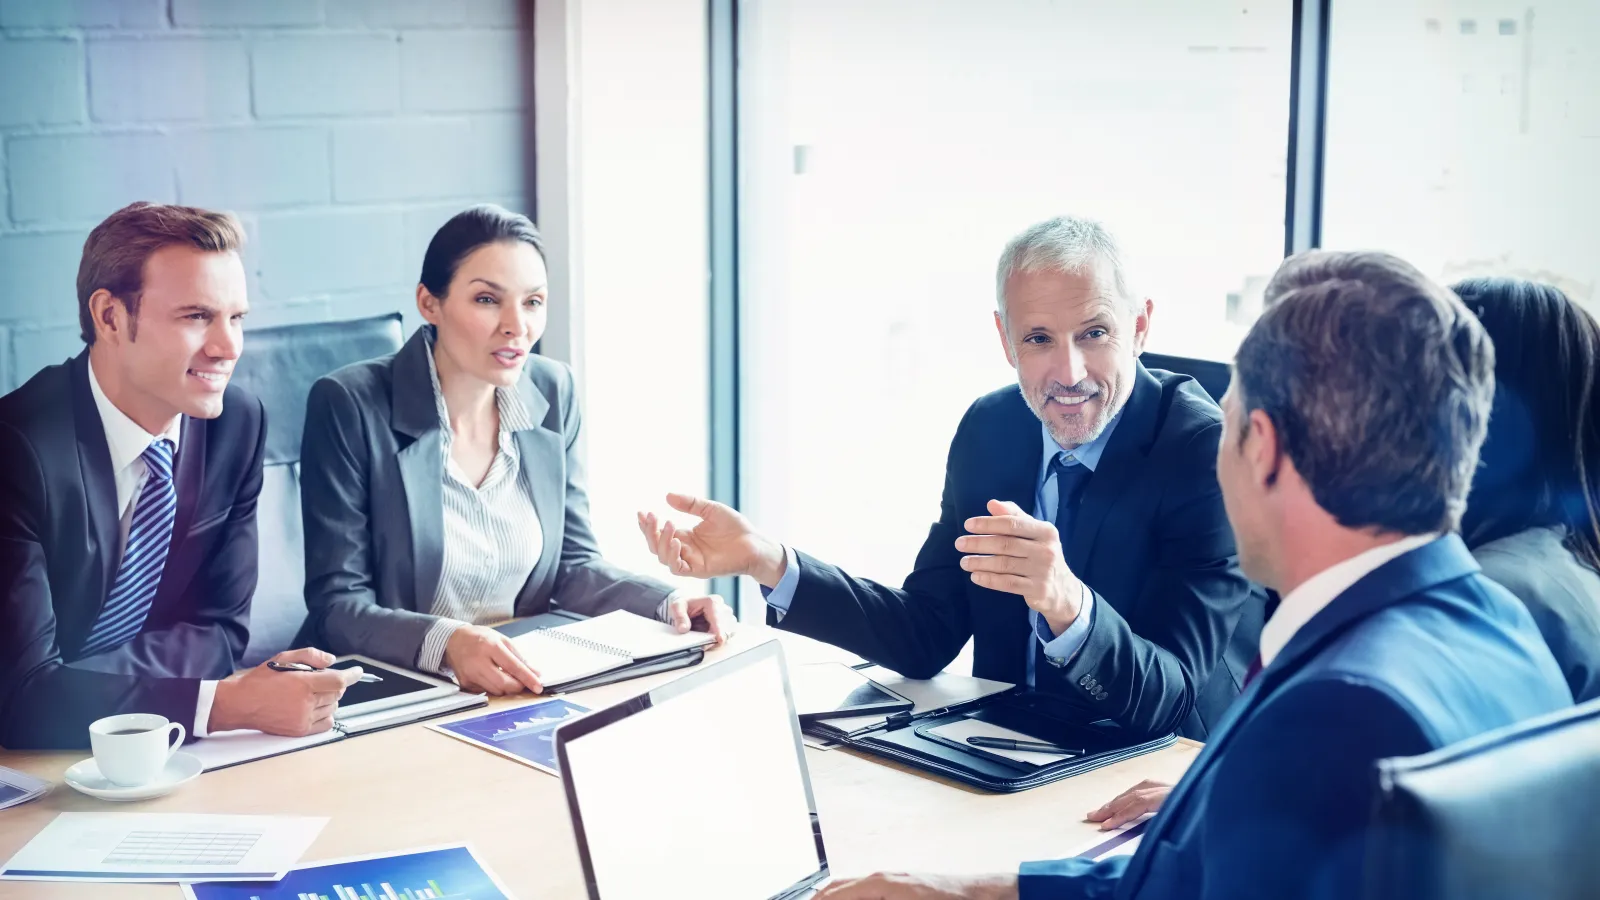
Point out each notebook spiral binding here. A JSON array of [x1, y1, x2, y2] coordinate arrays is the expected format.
[[529, 627, 631, 659]]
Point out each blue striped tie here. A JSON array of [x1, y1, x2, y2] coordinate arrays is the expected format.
[[81, 439, 178, 657]]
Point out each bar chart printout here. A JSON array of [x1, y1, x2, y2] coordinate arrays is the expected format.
[[182, 845, 511, 900]]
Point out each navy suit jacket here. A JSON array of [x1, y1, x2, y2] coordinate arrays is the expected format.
[[772, 364, 1265, 739], [1017, 535, 1573, 900], [0, 353, 266, 749]]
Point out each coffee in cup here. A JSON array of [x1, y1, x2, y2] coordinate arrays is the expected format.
[[88, 714, 185, 787]]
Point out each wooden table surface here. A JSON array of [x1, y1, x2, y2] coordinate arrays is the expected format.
[[0, 627, 1200, 897]]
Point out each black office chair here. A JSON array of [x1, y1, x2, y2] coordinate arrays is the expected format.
[[229, 313, 405, 666], [1139, 352, 1231, 403], [1364, 697, 1600, 900]]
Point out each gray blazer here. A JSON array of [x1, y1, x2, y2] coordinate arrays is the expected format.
[[296, 326, 674, 667], [1474, 525, 1600, 703]]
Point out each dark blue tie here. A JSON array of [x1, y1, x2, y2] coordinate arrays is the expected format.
[[1050, 454, 1093, 540], [81, 439, 178, 657], [1026, 455, 1095, 687]]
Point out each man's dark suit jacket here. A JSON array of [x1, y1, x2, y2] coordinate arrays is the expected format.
[[773, 363, 1264, 739], [1017, 536, 1572, 900], [0, 352, 266, 749]]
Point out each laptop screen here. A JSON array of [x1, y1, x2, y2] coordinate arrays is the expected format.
[[559, 645, 827, 900]]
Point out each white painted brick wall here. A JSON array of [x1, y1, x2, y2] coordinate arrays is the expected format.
[[0, 0, 531, 392]]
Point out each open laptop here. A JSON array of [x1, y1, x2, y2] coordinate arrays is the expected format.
[[555, 640, 832, 899]]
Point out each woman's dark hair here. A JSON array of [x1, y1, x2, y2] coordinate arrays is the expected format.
[[1455, 277, 1600, 574], [418, 204, 545, 300]]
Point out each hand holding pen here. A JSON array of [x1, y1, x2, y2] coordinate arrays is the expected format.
[[268, 660, 383, 683]]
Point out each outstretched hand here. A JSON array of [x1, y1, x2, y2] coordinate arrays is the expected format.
[[637, 493, 788, 587]]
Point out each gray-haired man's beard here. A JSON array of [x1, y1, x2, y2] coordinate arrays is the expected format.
[[1024, 378, 1114, 448]]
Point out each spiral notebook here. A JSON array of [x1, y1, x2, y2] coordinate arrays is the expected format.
[[510, 610, 717, 691]]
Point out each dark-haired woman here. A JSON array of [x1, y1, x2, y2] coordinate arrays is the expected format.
[[297, 205, 732, 694], [1455, 277, 1600, 704]]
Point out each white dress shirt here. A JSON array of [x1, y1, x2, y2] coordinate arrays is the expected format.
[[1258, 532, 1441, 666], [87, 360, 218, 736]]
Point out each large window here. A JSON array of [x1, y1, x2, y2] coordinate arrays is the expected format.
[[738, 0, 1294, 592], [1322, 0, 1597, 314]]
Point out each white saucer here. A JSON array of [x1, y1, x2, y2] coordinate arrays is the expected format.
[[63, 751, 202, 801]]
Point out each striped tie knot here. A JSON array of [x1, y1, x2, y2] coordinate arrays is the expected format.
[[142, 439, 175, 482]]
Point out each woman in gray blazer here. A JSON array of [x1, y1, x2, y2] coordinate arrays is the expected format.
[[297, 205, 732, 694], [1456, 277, 1600, 704]]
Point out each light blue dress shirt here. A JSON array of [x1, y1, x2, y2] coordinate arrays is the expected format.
[[766, 409, 1122, 688]]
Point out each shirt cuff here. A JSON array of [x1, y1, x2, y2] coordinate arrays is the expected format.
[[657, 591, 686, 624], [194, 679, 218, 738], [759, 545, 802, 622], [418, 617, 470, 676], [1034, 582, 1095, 667]]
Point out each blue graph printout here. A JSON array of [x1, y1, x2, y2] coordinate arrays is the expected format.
[[434, 698, 591, 773], [182, 844, 510, 900]]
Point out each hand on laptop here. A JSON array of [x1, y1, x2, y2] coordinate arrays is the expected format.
[[814, 871, 1018, 900], [1087, 778, 1172, 831], [664, 593, 736, 644], [209, 648, 364, 736], [444, 625, 544, 696], [637, 493, 788, 587]]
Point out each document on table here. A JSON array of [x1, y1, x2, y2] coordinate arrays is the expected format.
[[0, 813, 327, 883], [0, 766, 49, 810], [923, 718, 1075, 766], [1070, 820, 1148, 861]]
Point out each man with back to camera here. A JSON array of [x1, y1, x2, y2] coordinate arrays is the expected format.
[[0, 202, 361, 750], [639, 216, 1265, 741], [814, 250, 1574, 899]]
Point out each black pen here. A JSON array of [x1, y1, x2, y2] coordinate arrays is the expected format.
[[967, 736, 1082, 754], [267, 661, 383, 683]]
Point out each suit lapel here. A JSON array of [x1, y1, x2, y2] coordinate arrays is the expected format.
[[1119, 535, 1482, 894], [69, 353, 120, 629], [1064, 363, 1162, 570], [982, 391, 1047, 682], [392, 328, 447, 612]]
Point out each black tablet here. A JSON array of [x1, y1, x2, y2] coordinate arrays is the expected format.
[[790, 662, 913, 723]]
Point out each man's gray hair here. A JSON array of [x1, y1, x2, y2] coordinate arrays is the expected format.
[[995, 215, 1135, 318], [1234, 250, 1495, 535]]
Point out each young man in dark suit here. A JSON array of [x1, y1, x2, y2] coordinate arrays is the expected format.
[[815, 252, 1573, 899], [637, 215, 1264, 741], [0, 202, 360, 750]]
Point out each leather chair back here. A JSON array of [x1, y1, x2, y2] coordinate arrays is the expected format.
[[1140, 352, 1231, 403], [1365, 697, 1600, 900], [230, 314, 405, 666]]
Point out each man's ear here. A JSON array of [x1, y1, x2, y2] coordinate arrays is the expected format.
[[993, 311, 1017, 368], [89, 289, 124, 344], [1246, 407, 1283, 488], [1130, 297, 1154, 356]]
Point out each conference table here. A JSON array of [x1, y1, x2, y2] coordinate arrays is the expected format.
[[0, 626, 1201, 897]]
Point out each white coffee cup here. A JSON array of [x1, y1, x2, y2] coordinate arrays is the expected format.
[[88, 713, 185, 787]]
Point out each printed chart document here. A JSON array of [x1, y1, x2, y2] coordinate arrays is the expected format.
[[511, 610, 715, 689], [0, 766, 49, 810], [182, 843, 513, 900], [0, 813, 326, 883], [428, 698, 591, 776]]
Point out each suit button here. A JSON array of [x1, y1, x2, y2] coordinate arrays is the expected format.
[[1096, 691, 1108, 701], [1079, 675, 1091, 686]]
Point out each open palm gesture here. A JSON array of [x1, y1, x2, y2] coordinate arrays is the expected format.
[[636, 493, 786, 585]]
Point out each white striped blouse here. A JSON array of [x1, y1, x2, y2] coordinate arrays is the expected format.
[[416, 344, 544, 675]]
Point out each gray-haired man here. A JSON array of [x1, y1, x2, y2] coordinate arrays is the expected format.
[[639, 215, 1264, 740]]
